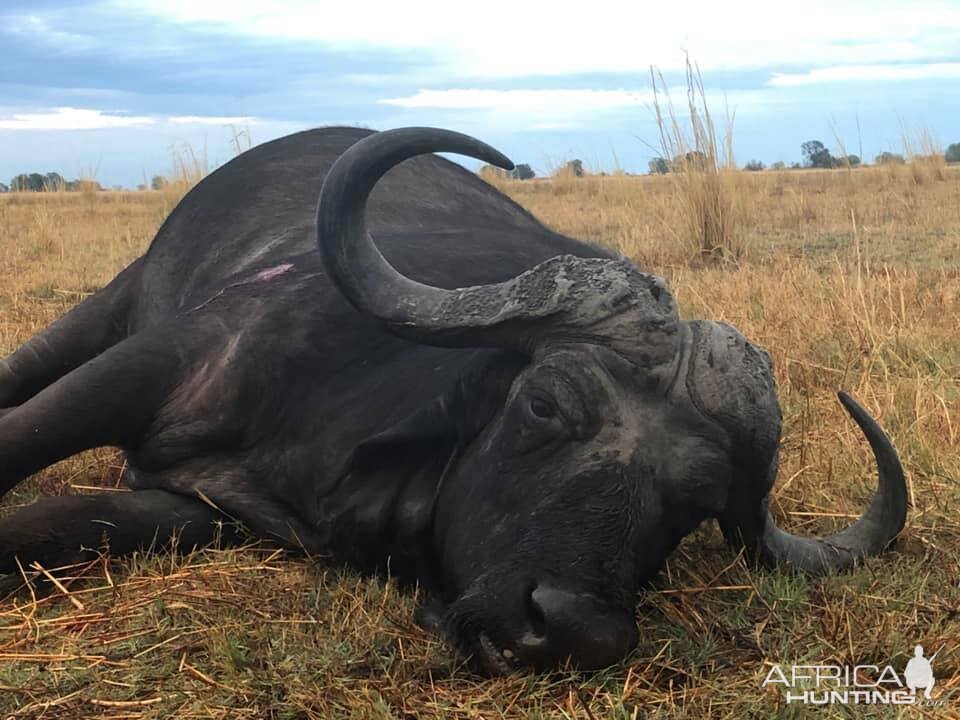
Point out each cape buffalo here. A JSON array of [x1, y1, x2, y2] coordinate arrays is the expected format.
[[0, 127, 907, 674]]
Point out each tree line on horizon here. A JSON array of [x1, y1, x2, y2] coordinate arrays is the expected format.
[[4, 143, 960, 193], [478, 141, 960, 181], [647, 139, 960, 175], [0, 173, 172, 194], [1, 172, 102, 193]]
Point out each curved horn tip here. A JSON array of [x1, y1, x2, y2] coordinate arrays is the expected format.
[[475, 144, 513, 171], [836, 390, 873, 426], [837, 389, 854, 408], [395, 126, 514, 171], [755, 387, 908, 573]]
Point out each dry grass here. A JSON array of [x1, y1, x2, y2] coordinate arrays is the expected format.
[[1, 161, 959, 718], [649, 61, 747, 262]]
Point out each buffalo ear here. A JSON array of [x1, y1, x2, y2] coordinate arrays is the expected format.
[[682, 321, 782, 557], [349, 349, 527, 468], [326, 350, 528, 581]]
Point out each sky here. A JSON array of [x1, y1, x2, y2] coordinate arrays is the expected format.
[[1, 0, 959, 187]]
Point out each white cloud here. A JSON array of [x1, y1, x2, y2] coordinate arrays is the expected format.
[[527, 122, 580, 131], [112, 0, 960, 77], [0, 107, 155, 130], [380, 89, 653, 112], [378, 87, 781, 133], [768, 63, 960, 87], [6, 14, 99, 52], [379, 88, 662, 133], [168, 115, 257, 125], [0, 108, 261, 131]]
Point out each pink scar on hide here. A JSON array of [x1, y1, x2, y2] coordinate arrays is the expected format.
[[251, 263, 294, 282]]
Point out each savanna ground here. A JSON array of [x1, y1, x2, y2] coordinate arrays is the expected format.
[[0, 161, 958, 719]]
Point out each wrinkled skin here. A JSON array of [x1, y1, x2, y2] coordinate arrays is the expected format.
[[433, 341, 734, 671], [0, 127, 907, 675]]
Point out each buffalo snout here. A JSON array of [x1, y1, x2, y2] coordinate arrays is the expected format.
[[464, 581, 638, 675], [518, 584, 638, 670]]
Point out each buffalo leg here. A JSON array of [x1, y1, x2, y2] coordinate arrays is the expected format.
[[0, 258, 141, 407], [0, 489, 242, 580], [0, 328, 182, 499]]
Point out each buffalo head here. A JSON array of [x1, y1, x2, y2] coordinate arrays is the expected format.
[[316, 128, 907, 674]]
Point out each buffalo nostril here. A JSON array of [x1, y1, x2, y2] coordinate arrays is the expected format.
[[525, 585, 548, 637], [521, 584, 638, 670]]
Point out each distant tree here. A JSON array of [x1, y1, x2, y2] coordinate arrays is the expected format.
[[743, 159, 765, 172], [790, 162, 802, 169], [801, 140, 836, 169], [0, 182, 7, 193], [510, 163, 535, 180], [875, 151, 906, 165], [946, 143, 960, 163], [43, 172, 65, 190], [563, 159, 584, 177], [842, 154, 861, 167], [648, 157, 669, 174], [8, 172, 102, 192], [151, 174, 168, 190], [66, 179, 102, 192], [770, 161, 786, 170], [801, 140, 824, 162], [11, 173, 43, 191], [672, 150, 709, 171], [479, 163, 535, 181]]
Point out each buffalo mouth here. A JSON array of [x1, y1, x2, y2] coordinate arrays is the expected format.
[[422, 599, 518, 675], [417, 593, 536, 675], [451, 623, 540, 676], [475, 632, 524, 675], [423, 581, 640, 676], [417, 598, 539, 675]]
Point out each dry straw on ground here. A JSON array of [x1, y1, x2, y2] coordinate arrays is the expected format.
[[0, 153, 958, 717]]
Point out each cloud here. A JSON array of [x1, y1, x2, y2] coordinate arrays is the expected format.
[[168, 115, 257, 125], [0, 107, 261, 131], [377, 87, 783, 136], [3, 0, 959, 188], [0, 107, 155, 130], [113, 0, 960, 78], [526, 122, 579, 131], [768, 63, 960, 87], [380, 88, 653, 112], [379, 88, 664, 134], [5, 13, 99, 52]]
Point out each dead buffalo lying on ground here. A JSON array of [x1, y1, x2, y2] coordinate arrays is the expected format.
[[0, 127, 907, 674]]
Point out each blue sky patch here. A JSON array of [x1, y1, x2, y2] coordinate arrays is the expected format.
[[1, 0, 958, 186]]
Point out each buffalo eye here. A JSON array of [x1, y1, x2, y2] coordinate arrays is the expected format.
[[528, 396, 557, 420], [508, 390, 567, 455]]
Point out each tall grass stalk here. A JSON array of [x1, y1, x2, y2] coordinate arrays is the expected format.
[[650, 57, 748, 263], [901, 124, 947, 184]]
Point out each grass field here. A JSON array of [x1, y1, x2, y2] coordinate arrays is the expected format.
[[0, 163, 958, 719]]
